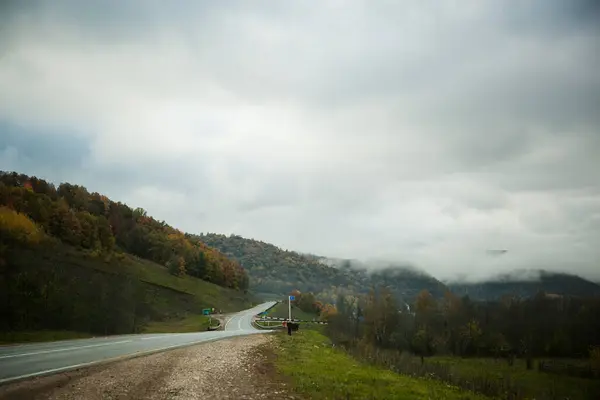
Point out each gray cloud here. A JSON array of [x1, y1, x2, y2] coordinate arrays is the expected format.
[[1, 0, 599, 281]]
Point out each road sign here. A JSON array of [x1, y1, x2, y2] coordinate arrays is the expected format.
[[202, 308, 211, 315], [288, 295, 294, 320]]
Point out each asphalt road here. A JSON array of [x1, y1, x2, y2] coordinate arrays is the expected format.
[[0, 301, 276, 384]]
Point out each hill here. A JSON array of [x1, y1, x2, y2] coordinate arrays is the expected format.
[[0, 171, 254, 341], [448, 270, 600, 301], [334, 259, 448, 299], [193, 234, 357, 295], [196, 233, 448, 303]]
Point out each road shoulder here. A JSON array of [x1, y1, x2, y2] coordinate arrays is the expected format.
[[0, 334, 290, 400]]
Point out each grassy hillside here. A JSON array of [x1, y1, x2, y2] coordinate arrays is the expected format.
[[0, 171, 249, 291], [198, 233, 448, 303], [1, 241, 255, 341], [0, 171, 256, 341]]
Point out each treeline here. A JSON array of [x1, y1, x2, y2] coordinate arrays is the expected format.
[[289, 289, 337, 319], [327, 287, 600, 361], [198, 233, 355, 295], [0, 171, 248, 290]]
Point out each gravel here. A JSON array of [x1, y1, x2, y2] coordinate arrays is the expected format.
[[0, 334, 290, 400]]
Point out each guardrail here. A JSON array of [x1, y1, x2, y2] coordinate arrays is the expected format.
[[256, 317, 328, 324]]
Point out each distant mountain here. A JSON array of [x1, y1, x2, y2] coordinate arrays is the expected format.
[[195, 233, 598, 304], [448, 270, 600, 301], [330, 259, 448, 300], [197, 233, 447, 302]]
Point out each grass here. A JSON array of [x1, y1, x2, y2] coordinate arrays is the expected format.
[[428, 356, 600, 400], [2, 244, 255, 344], [266, 302, 318, 321], [0, 330, 92, 345], [81, 248, 256, 313], [274, 329, 489, 400], [142, 314, 219, 333]]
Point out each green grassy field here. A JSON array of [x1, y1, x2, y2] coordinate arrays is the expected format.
[[274, 330, 489, 400], [0, 330, 93, 345], [143, 314, 220, 333], [81, 248, 256, 312], [429, 356, 600, 400]]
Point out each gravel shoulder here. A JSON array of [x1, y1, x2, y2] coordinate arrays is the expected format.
[[0, 334, 290, 400]]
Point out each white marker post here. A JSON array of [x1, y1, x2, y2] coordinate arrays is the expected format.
[[288, 295, 295, 321]]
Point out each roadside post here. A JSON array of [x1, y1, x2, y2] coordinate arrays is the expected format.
[[288, 295, 295, 321]]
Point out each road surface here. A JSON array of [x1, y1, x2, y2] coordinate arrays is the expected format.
[[0, 301, 276, 385]]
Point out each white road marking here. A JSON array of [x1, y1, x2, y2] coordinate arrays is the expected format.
[[224, 313, 236, 331], [141, 334, 186, 341], [140, 336, 165, 341], [0, 303, 277, 385], [0, 340, 132, 359], [0, 337, 219, 385]]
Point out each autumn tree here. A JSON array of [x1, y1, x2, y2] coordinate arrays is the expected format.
[[0, 206, 45, 247], [0, 171, 250, 291], [363, 287, 401, 348]]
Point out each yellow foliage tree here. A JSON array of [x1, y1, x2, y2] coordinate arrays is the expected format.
[[320, 303, 337, 321], [0, 206, 44, 246]]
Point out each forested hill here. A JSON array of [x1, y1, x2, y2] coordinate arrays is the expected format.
[[194, 233, 356, 296], [448, 271, 600, 301], [196, 233, 448, 302], [0, 171, 248, 290]]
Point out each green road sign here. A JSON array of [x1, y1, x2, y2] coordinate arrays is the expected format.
[[202, 308, 211, 315]]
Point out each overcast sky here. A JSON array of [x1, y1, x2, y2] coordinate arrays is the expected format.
[[1, 1, 599, 281]]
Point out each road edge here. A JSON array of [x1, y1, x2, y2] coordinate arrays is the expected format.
[[0, 333, 259, 386]]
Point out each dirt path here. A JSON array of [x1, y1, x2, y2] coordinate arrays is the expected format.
[[0, 334, 292, 400]]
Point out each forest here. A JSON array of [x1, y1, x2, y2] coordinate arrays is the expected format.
[[0, 171, 248, 290], [322, 287, 600, 399], [196, 233, 356, 295], [0, 171, 250, 337]]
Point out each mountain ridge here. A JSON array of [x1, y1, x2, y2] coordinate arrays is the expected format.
[[448, 269, 600, 300], [199, 233, 446, 302], [198, 233, 600, 302]]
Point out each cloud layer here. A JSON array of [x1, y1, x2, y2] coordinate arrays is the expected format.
[[1, 0, 599, 281]]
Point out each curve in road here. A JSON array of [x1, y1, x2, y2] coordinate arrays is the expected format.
[[0, 301, 277, 385]]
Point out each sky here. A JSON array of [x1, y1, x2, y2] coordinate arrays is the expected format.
[[1, 1, 599, 282]]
